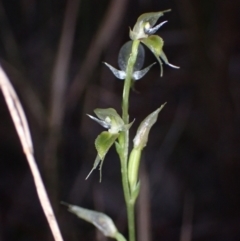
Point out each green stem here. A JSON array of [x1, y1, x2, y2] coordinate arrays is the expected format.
[[122, 40, 140, 124], [119, 39, 140, 241]]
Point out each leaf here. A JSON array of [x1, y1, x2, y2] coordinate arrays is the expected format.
[[133, 103, 166, 150], [95, 131, 119, 160], [62, 202, 118, 238]]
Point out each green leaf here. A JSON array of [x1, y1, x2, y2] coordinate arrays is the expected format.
[[95, 131, 119, 160], [62, 202, 119, 238], [130, 9, 171, 40], [133, 103, 166, 150]]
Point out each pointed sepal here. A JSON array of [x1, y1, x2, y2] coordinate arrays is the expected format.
[[133, 62, 156, 80], [103, 62, 126, 79]]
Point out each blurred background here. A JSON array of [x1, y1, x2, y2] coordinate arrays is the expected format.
[[0, 0, 240, 240]]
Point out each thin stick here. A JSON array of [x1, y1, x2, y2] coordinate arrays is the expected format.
[[0, 66, 64, 241]]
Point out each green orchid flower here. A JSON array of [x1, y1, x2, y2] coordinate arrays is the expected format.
[[86, 108, 133, 181], [129, 9, 179, 77]]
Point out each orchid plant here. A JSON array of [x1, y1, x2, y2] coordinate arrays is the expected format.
[[63, 10, 179, 241]]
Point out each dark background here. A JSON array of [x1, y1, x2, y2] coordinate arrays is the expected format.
[[0, 0, 240, 240]]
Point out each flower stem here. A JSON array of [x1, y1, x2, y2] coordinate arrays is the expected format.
[[122, 40, 140, 124], [119, 39, 140, 241]]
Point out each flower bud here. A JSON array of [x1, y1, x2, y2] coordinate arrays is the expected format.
[[133, 103, 166, 150]]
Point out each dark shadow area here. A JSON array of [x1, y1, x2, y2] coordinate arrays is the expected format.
[[0, 0, 240, 240]]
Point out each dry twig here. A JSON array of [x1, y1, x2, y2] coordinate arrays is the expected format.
[[0, 66, 64, 241]]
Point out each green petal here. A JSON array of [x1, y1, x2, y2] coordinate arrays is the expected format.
[[141, 35, 164, 76], [95, 131, 119, 160]]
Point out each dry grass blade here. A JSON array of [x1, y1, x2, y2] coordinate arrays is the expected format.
[[0, 65, 64, 241]]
